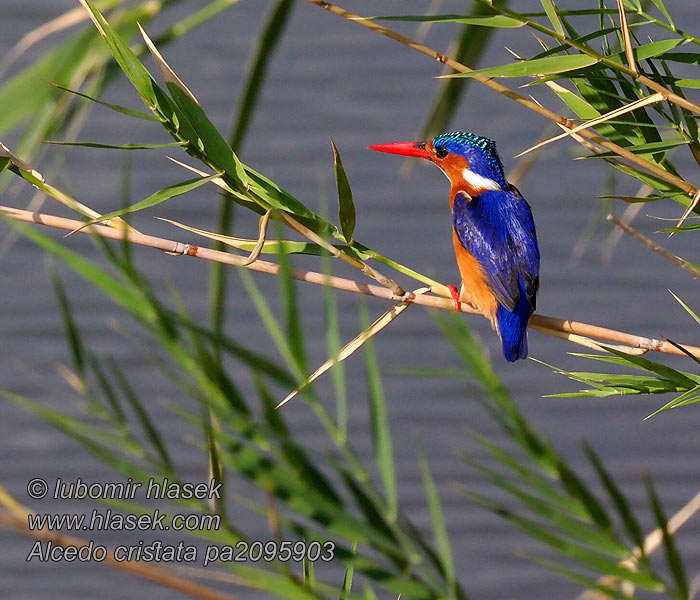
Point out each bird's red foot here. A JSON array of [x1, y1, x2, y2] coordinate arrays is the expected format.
[[447, 284, 462, 312]]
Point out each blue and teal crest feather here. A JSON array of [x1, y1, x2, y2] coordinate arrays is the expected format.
[[433, 131, 508, 189]]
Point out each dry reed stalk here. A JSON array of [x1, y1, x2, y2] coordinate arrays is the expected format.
[[616, 0, 638, 76], [3, 204, 700, 359]]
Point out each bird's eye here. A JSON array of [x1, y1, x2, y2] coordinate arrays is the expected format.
[[434, 146, 448, 159]]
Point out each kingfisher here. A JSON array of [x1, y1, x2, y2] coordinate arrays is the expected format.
[[369, 131, 540, 361]]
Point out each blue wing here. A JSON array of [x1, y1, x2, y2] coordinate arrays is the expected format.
[[452, 187, 539, 361], [452, 187, 539, 313]]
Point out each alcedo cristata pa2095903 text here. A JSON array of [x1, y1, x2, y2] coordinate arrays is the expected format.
[[369, 131, 540, 362]]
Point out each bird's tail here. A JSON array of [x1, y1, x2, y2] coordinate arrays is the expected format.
[[496, 279, 531, 362]]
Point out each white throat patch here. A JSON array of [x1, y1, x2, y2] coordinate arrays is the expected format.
[[461, 168, 502, 192]]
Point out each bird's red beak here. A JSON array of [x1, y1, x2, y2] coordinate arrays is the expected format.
[[367, 141, 431, 159]]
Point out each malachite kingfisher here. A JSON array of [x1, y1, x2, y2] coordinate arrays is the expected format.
[[369, 131, 540, 362]]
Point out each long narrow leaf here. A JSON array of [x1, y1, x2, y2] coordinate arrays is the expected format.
[[645, 476, 688, 597], [446, 54, 599, 79], [72, 173, 221, 232], [49, 82, 158, 120], [419, 452, 456, 597], [331, 140, 356, 244]]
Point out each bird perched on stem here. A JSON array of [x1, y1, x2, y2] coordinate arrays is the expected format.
[[369, 131, 539, 362]]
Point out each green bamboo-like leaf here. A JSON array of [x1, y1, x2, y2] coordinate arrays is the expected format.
[[418, 2, 508, 140], [359, 301, 397, 522], [522, 553, 640, 600], [606, 160, 686, 195], [75, 0, 204, 164], [669, 291, 700, 326], [532, 27, 620, 60], [51, 271, 85, 376], [138, 24, 251, 193], [540, 354, 695, 399], [649, 0, 675, 27], [555, 457, 613, 533], [419, 452, 457, 598], [463, 457, 628, 556], [8, 221, 153, 321], [540, 0, 565, 36], [109, 360, 172, 472], [354, 242, 444, 290], [263, 501, 431, 599], [89, 354, 127, 427], [645, 384, 700, 418], [226, 563, 331, 600], [468, 431, 587, 518], [547, 389, 640, 398], [569, 353, 700, 384], [645, 475, 688, 597], [74, 173, 220, 232], [49, 82, 159, 120], [214, 430, 410, 562], [2, 147, 121, 222], [46, 140, 185, 150], [237, 267, 306, 382], [159, 217, 364, 257], [78, 0, 160, 106], [372, 14, 524, 27], [331, 140, 356, 244], [499, 8, 616, 17], [363, 583, 378, 600], [449, 54, 599, 79], [243, 166, 337, 234], [0, 28, 103, 136], [210, 0, 293, 373], [567, 78, 644, 146], [667, 391, 700, 408], [625, 38, 687, 61], [321, 239, 348, 438], [554, 372, 684, 395], [257, 384, 343, 507], [658, 222, 700, 232], [275, 220, 308, 375], [1, 390, 154, 477], [661, 52, 700, 65], [599, 193, 672, 202], [338, 473, 409, 569], [340, 542, 357, 600], [463, 488, 663, 589], [583, 139, 688, 158], [668, 78, 700, 90], [435, 315, 618, 537], [303, 554, 315, 588], [582, 443, 646, 552], [599, 347, 700, 387], [229, 0, 294, 151], [166, 312, 296, 387]]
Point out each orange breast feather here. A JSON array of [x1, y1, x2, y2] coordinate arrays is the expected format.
[[452, 229, 498, 327]]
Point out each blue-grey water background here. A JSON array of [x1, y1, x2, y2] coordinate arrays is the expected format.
[[1, 1, 699, 598]]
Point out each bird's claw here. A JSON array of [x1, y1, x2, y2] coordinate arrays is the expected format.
[[447, 284, 462, 312]]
